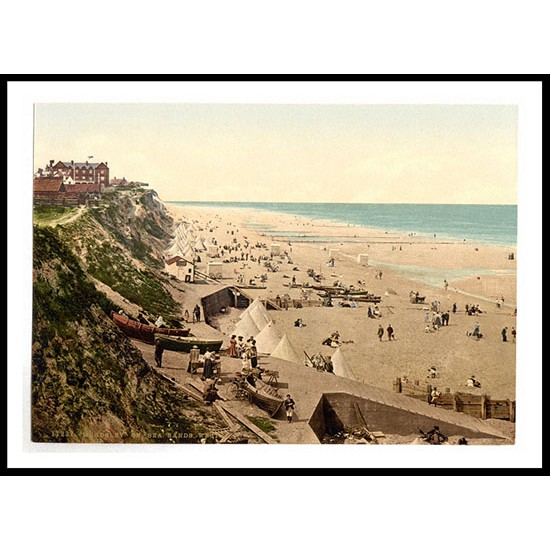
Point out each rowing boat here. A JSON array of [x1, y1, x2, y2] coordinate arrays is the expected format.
[[243, 379, 284, 418], [236, 285, 267, 290], [154, 334, 223, 354], [317, 293, 381, 303], [312, 286, 373, 296], [111, 312, 190, 344]]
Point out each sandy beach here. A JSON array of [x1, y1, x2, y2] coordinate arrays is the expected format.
[[165, 203, 517, 402]]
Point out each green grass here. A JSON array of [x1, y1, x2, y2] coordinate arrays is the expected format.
[[33, 205, 78, 225], [245, 415, 278, 438], [54, 209, 178, 318]]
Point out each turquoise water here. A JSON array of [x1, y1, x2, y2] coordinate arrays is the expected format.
[[169, 202, 517, 247]]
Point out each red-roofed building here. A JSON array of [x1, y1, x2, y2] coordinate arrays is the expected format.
[[51, 159, 110, 191], [110, 177, 128, 187], [33, 176, 80, 206]]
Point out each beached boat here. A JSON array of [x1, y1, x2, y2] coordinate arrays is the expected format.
[[111, 312, 190, 344], [236, 285, 267, 290], [335, 295, 381, 303], [312, 286, 372, 296], [154, 334, 223, 354], [155, 325, 192, 337], [316, 293, 381, 303], [243, 379, 284, 418]]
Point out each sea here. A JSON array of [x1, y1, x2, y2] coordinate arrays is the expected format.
[[169, 202, 517, 247]]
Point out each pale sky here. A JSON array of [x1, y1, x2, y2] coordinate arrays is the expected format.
[[34, 103, 517, 204]]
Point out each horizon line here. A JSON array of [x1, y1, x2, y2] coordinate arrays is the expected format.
[[165, 200, 518, 206]]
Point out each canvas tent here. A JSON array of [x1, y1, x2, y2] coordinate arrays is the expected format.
[[254, 322, 280, 355], [270, 334, 303, 365], [238, 298, 272, 331], [331, 348, 356, 380], [249, 303, 271, 331], [239, 297, 270, 319], [233, 311, 260, 339]]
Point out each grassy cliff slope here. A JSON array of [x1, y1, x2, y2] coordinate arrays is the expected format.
[[32, 197, 223, 443]]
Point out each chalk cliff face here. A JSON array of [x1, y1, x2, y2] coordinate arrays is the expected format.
[[31, 191, 222, 443]]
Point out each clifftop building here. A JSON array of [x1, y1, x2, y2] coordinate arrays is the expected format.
[[51, 159, 109, 192], [34, 158, 110, 204]]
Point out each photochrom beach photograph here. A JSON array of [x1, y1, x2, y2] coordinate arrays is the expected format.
[[31, 100, 519, 447]]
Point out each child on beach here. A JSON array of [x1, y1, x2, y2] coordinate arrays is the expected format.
[[284, 394, 296, 423]]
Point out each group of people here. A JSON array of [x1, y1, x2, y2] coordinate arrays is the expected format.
[[465, 303, 483, 316], [424, 309, 450, 332], [274, 294, 291, 310], [308, 352, 334, 373], [502, 326, 516, 342], [228, 335, 257, 363], [183, 305, 202, 324], [377, 324, 395, 341]]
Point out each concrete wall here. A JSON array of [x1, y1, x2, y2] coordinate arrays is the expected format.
[[309, 395, 345, 441], [309, 392, 503, 441]]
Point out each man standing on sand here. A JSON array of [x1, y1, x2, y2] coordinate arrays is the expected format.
[[501, 326, 508, 342], [377, 324, 384, 342], [512, 327, 516, 342], [193, 304, 201, 323], [249, 340, 258, 370], [284, 394, 296, 423], [154, 339, 164, 369], [387, 324, 395, 341]]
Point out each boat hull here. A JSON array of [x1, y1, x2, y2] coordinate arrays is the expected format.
[[244, 379, 284, 418], [111, 313, 190, 344], [155, 334, 223, 354]]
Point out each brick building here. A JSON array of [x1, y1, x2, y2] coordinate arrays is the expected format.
[[51, 159, 109, 192], [33, 177, 80, 206]]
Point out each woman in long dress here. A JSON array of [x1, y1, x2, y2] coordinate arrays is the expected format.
[[228, 335, 238, 358]]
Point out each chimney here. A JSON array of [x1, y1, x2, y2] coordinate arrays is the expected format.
[[105, 162, 108, 166], [50, 160, 54, 167], [71, 160, 74, 165], [86, 159, 88, 165]]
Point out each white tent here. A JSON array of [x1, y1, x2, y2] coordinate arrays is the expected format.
[[239, 297, 272, 325], [254, 322, 280, 355], [233, 311, 260, 339], [239, 297, 266, 318], [270, 334, 303, 365], [249, 304, 271, 331], [331, 348, 356, 380]]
